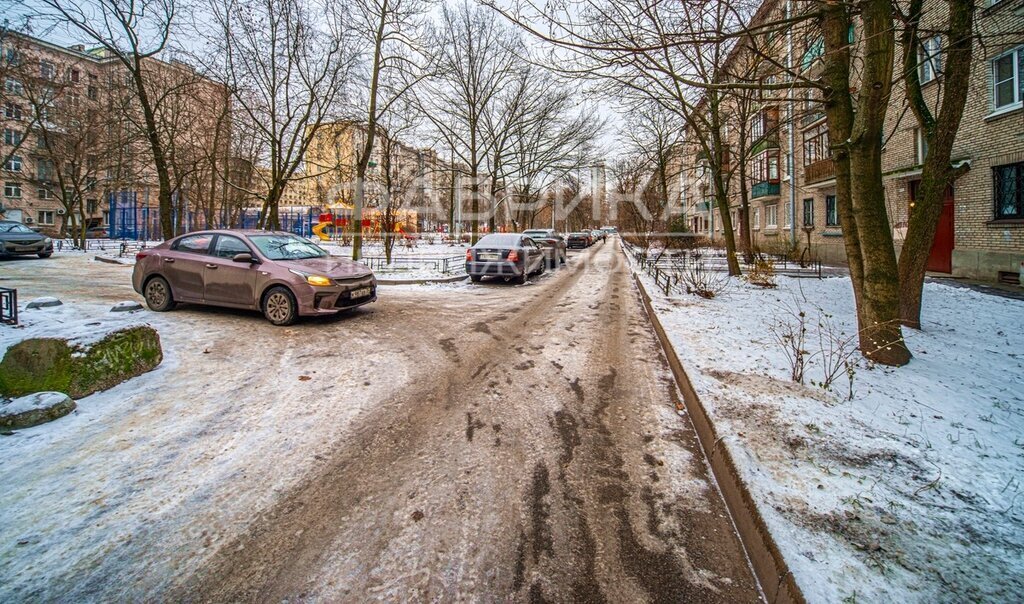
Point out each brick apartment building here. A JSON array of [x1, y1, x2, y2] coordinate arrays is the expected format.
[[680, 0, 1024, 283], [0, 31, 230, 239]]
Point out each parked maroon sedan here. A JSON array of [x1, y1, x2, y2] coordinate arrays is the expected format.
[[132, 230, 376, 325]]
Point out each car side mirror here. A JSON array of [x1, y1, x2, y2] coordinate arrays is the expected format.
[[232, 252, 257, 263]]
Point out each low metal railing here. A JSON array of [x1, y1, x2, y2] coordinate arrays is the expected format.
[[360, 255, 466, 275]]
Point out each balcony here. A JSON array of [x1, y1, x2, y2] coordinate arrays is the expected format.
[[751, 181, 781, 199], [805, 158, 836, 185]]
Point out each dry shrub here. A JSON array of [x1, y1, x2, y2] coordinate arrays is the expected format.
[[680, 261, 731, 298], [747, 258, 777, 288]]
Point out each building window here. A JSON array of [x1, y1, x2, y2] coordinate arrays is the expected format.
[[38, 186, 53, 199], [784, 202, 792, 228], [37, 210, 55, 225], [825, 195, 840, 227], [3, 128, 20, 146], [994, 162, 1023, 220], [4, 181, 22, 198], [992, 47, 1023, 112], [102, 210, 110, 225], [4, 155, 23, 172], [3, 102, 20, 120], [4, 78, 23, 95], [919, 36, 942, 84], [3, 46, 21, 65], [70, 68, 80, 83], [87, 199, 98, 214], [753, 207, 761, 230], [803, 198, 815, 227], [752, 150, 781, 183], [802, 36, 824, 71], [915, 128, 929, 165], [766, 204, 778, 228], [40, 60, 56, 80]]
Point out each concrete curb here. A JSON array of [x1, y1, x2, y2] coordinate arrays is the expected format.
[[632, 271, 805, 604], [94, 256, 132, 266], [376, 274, 468, 286]]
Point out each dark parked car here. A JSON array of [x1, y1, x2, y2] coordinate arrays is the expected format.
[[466, 233, 546, 283], [522, 228, 567, 267], [132, 229, 376, 325], [0, 221, 53, 258], [566, 232, 591, 249]]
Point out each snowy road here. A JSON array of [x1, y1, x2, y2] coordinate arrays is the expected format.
[[0, 243, 760, 602]]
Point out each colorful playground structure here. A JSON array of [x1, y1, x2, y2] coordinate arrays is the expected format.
[[312, 206, 419, 241]]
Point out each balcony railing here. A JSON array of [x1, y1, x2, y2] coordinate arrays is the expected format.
[[751, 181, 781, 199], [805, 158, 836, 185]]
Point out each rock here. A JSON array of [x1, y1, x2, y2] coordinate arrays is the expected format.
[[0, 392, 76, 429], [25, 297, 62, 310], [0, 326, 163, 398], [110, 301, 144, 313]]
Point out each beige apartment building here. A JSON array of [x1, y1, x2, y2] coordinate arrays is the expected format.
[[1, 31, 230, 238], [683, 0, 1024, 283]]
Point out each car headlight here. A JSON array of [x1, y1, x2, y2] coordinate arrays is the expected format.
[[43, 237, 52, 245], [289, 269, 333, 286]]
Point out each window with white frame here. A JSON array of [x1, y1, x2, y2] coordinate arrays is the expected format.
[[992, 47, 1023, 112], [919, 36, 942, 84], [40, 60, 55, 80], [38, 186, 53, 199], [102, 210, 110, 225], [37, 210, 55, 225], [4, 181, 22, 198], [803, 198, 815, 227], [3, 128, 20, 146], [3, 102, 21, 120], [753, 207, 761, 230], [4, 155, 23, 172], [766, 204, 778, 228], [4, 78, 22, 95], [784, 202, 792, 227]]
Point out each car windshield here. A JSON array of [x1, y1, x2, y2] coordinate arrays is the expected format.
[[0, 223, 34, 234], [522, 230, 550, 237], [475, 234, 521, 247], [249, 234, 328, 260]]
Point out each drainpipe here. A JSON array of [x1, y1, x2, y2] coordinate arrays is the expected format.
[[786, 0, 797, 246]]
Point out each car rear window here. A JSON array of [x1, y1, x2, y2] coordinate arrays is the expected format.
[[476, 234, 521, 247], [174, 233, 214, 254]]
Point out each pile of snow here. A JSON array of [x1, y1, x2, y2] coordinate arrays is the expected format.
[[1, 392, 73, 416], [634, 267, 1024, 602]]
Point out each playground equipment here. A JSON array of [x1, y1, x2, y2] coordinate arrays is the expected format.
[[313, 213, 349, 241], [312, 208, 418, 241]]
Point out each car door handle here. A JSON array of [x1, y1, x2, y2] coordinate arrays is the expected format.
[[205, 263, 218, 269], [163, 258, 175, 263]]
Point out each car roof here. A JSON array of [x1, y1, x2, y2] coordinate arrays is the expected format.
[[174, 229, 299, 238]]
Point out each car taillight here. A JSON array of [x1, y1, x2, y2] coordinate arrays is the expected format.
[[466, 249, 473, 261], [507, 250, 519, 262], [136, 251, 149, 261]]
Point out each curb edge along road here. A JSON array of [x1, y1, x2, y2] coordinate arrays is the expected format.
[[376, 274, 468, 286], [627, 246, 806, 604]]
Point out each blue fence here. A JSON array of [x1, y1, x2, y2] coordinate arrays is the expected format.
[[239, 208, 315, 238]]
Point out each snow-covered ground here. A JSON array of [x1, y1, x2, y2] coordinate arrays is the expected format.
[[633, 262, 1024, 602]]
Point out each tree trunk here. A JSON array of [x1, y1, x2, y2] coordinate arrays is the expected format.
[[820, 0, 911, 366], [897, 0, 975, 328]]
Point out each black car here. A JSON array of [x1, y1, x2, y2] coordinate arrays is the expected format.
[[0, 221, 53, 258], [466, 233, 547, 283], [566, 232, 590, 249]]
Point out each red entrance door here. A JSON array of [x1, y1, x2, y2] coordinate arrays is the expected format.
[[926, 186, 954, 273]]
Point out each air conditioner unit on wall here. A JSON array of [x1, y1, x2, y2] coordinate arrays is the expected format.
[[56, 208, 66, 215], [25, 217, 34, 223]]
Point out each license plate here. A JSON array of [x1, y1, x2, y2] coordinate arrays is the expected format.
[[350, 287, 371, 299], [479, 253, 500, 260]]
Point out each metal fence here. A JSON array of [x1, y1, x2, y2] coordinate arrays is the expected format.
[[360, 255, 466, 275], [0, 287, 17, 325]]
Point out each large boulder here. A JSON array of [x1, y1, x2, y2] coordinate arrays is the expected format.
[[0, 392, 76, 429], [0, 326, 162, 398]]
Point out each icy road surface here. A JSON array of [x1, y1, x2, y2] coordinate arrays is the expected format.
[[0, 243, 760, 602]]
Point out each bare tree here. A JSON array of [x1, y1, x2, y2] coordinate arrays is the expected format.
[[33, 0, 183, 237], [210, 0, 353, 230], [423, 1, 517, 244], [349, 0, 429, 259]]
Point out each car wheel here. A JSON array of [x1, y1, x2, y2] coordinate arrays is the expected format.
[[262, 286, 297, 326], [144, 276, 176, 312], [470, 275, 482, 283], [38, 252, 52, 258], [516, 271, 528, 285], [537, 259, 546, 275]]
